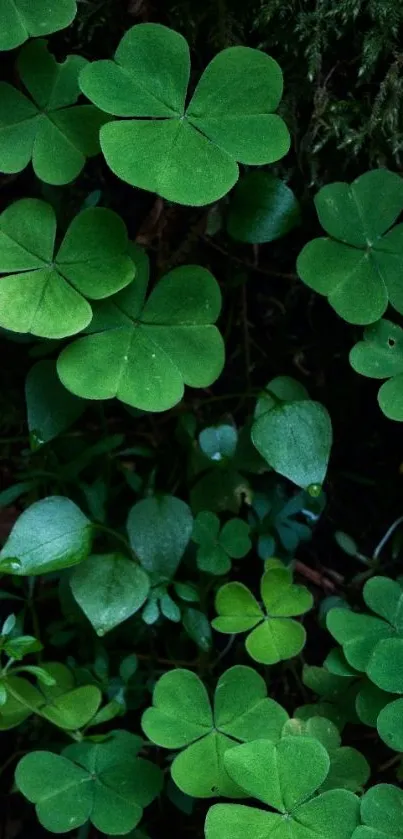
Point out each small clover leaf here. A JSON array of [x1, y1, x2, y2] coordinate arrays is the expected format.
[[57, 265, 225, 411], [0, 199, 135, 339], [79, 23, 290, 206], [205, 737, 360, 839], [0, 0, 77, 51], [327, 576, 403, 684], [350, 319, 403, 421], [212, 565, 313, 664], [70, 553, 150, 636], [0, 40, 108, 184], [282, 717, 369, 793], [141, 665, 288, 798], [192, 512, 251, 575], [15, 731, 162, 835], [297, 170, 403, 325], [252, 376, 332, 491], [0, 496, 92, 576], [353, 784, 403, 839]]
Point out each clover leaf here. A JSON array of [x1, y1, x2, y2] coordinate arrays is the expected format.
[[0, 496, 92, 576], [212, 565, 313, 664], [350, 319, 403, 421], [127, 495, 193, 584], [252, 376, 332, 491], [205, 737, 360, 839], [142, 665, 288, 797], [15, 731, 162, 835], [192, 512, 251, 575], [57, 264, 224, 411], [0, 40, 108, 184], [0, 199, 135, 339], [227, 172, 301, 243], [0, 0, 77, 51], [327, 576, 403, 686], [282, 716, 369, 793], [26, 360, 86, 446], [70, 553, 150, 636], [353, 784, 403, 839], [79, 23, 290, 206], [297, 169, 403, 325]]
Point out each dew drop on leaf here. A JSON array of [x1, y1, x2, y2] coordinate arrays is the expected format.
[[97, 627, 105, 637], [307, 483, 322, 498]]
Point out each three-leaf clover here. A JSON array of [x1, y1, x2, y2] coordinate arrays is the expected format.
[[0, 496, 92, 576], [79, 23, 290, 206], [0, 40, 108, 184], [0, 0, 77, 51], [212, 565, 313, 664], [252, 376, 332, 492], [15, 731, 162, 835], [0, 199, 135, 338], [353, 784, 403, 839], [141, 665, 288, 797], [70, 553, 150, 636], [192, 512, 251, 575], [205, 736, 360, 839], [327, 576, 403, 691], [350, 319, 403, 421], [57, 264, 225, 411], [297, 169, 403, 325]]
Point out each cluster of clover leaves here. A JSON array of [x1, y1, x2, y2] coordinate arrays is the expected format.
[[297, 168, 403, 420]]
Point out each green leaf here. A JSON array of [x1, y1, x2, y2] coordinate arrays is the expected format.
[[252, 380, 332, 491], [0, 676, 43, 729], [182, 608, 212, 651], [15, 732, 162, 834], [0, 40, 107, 184], [26, 360, 85, 446], [57, 264, 224, 411], [0, 199, 135, 339], [199, 425, 238, 462], [80, 24, 289, 206], [353, 784, 403, 839], [142, 665, 288, 798], [41, 685, 101, 730], [70, 553, 150, 635], [227, 172, 300, 243], [297, 170, 403, 325], [193, 512, 251, 575], [350, 319, 403, 421], [212, 566, 312, 664], [0, 0, 77, 51], [0, 496, 92, 575], [377, 698, 403, 751], [127, 495, 193, 583], [205, 737, 360, 839]]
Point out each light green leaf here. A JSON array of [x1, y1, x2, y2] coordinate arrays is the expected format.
[[0, 496, 92, 575], [70, 553, 150, 635], [0, 0, 77, 51], [0, 40, 107, 184], [377, 698, 403, 752], [57, 264, 224, 411], [142, 665, 287, 798], [80, 24, 289, 205], [26, 360, 85, 446], [0, 199, 135, 339], [297, 170, 403, 325], [350, 319, 403, 421], [227, 172, 300, 243], [353, 784, 403, 839], [41, 685, 101, 730], [127, 495, 193, 582]]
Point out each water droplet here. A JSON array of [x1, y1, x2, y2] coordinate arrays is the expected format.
[[10, 559, 22, 571], [151, 353, 156, 359], [97, 627, 105, 637], [307, 483, 322, 498], [211, 452, 222, 462]]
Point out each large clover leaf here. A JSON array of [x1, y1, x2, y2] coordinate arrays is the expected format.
[[0, 0, 77, 51], [252, 376, 332, 491], [141, 665, 288, 797], [212, 565, 313, 664], [205, 737, 360, 839], [350, 319, 403, 421], [15, 731, 162, 835], [57, 264, 225, 412], [0, 40, 108, 184], [79, 23, 290, 206], [353, 784, 403, 839], [297, 169, 403, 325], [327, 576, 403, 690], [0, 199, 135, 338]]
